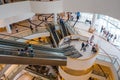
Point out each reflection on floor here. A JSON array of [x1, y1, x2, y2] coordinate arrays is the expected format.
[[17, 73, 33, 80]]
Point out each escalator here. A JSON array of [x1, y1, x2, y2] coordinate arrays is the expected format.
[[73, 19, 78, 27], [64, 22, 78, 35], [0, 35, 73, 53], [0, 38, 77, 65], [0, 39, 66, 65], [48, 24, 60, 47], [59, 19, 69, 37]]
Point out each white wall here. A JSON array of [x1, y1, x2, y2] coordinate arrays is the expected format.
[[67, 56, 97, 70], [0, 1, 34, 27], [0, 1, 31, 19], [0, 0, 120, 27], [30, 1, 63, 14], [63, 0, 120, 20], [0, 1, 63, 27], [0, 13, 35, 27]]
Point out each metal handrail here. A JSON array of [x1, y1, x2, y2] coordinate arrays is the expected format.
[[97, 64, 108, 78]]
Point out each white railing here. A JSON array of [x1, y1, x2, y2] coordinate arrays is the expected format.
[[96, 53, 120, 80]]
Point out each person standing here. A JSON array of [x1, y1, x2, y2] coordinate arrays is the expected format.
[[76, 12, 80, 21], [15, 27, 18, 33], [85, 40, 89, 47], [30, 25, 33, 33], [28, 44, 34, 57], [90, 35, 94, 44], [113, 34, 117, 42], [100, 25, 104, 33], [80, 42, 85, 51]]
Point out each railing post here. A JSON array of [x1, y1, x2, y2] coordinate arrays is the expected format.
[[113, 58, 117, 64]]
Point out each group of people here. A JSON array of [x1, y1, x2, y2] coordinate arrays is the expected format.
[[100, 26, 117, 42], [17, 44, 34, 57], [66, 12, 81, 21], [80, 40, 98, 53]]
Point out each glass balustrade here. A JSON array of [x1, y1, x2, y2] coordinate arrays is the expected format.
[[0, 27, 49, 46]]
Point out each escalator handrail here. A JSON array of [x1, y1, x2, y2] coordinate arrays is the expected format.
[[47, 23, 59, 46], [47, 24, 58, 47], [0, 37, 77, 56], [97, 64, 108, 78], [59, 20, 68, 36], [0, 38, 65, 53], [0, 46, 66, 59]]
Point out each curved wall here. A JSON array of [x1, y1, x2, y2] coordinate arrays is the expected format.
[[59, 66, 91, 80], [63, 0, 120, 20], [67, 56, 96, 70], [30, 0, 63, 14]]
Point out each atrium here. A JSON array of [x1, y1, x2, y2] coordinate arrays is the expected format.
[[0, 0, 120, 80]]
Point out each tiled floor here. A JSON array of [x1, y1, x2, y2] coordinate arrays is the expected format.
[[70, 40, 95, 59], [59, 36, 96, 59]]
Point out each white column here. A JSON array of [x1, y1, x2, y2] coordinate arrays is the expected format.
[[91, 14, 97, 27], [6, 25, 12, 33], [54, 13, 57, 24]]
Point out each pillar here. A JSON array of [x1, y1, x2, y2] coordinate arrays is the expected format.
[[91, 14, 97, 27], [6, 25, 12, 33], [88, 14, 97, 33], [53, 13, 57, 24]]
